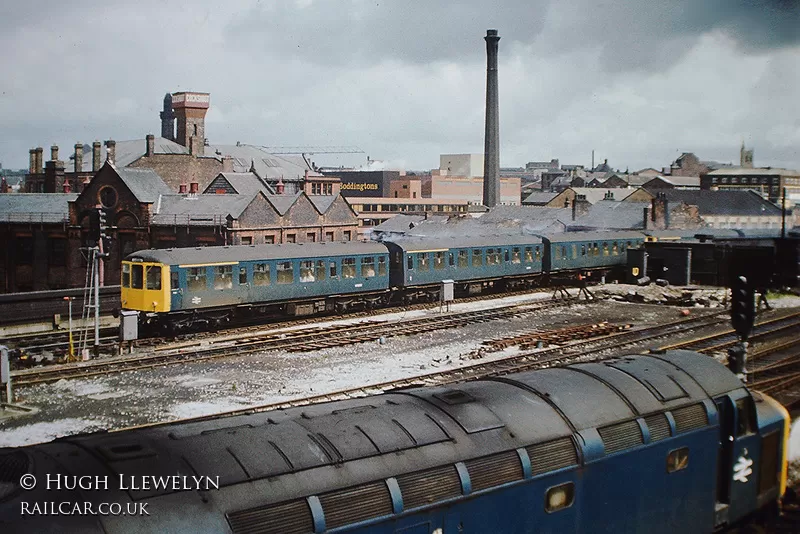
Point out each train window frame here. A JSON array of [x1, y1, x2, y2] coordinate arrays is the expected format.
[[171, 270, 179, 290], [316, 260, 327, 281], [277, 261, 294, 284], [666, 447, 689, 473], [187, 267, 206, 291], [512, 247, 521, 264], [214, 265, 233, 290], [253, 263, 270, 286], [603, 242, 609, 256], [571, 244, 577, 259], [122, 263, 131, 288], [612, 242, 619, 255], [535, 245, 541, 261], [434, 251, 445, 270], [239, 267, 247, 285], [407, 254, 413, 270], [131, 264, 144, 289], [449, 252, 455, 267], [544, 482, 575, 513], [361, 257, 376, 278], [300, 260, 316, 282], [417, 253, 430, 271], [329, 261, 338, 278], [505, 249, 510, 262], [581, 244, 587, 256], [342, 257, 357, 278], [473, 249, 483, 267], [736, 397, 756, 437], [378, 256, 387, 276], [561, 246, 568, 260], [146, 266, 162, 290], [524, 247, 533, 263], [458, 250, 468, 268]]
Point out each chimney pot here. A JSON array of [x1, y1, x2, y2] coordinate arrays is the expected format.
[[189, 182, 199, 194], [63, 181, 72, 193], [105, 140, 116, 164], [51, 145, 59, 162], [92, 141, 102, 171], [35, 147, 44, 174], [179, 183, 188, 194]]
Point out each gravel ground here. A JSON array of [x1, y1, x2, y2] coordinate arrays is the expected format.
[[1, 287, 799, 453]]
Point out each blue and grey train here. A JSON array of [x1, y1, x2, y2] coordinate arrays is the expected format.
[[0, 350, 790, 532], [120, 231, 646, 333]]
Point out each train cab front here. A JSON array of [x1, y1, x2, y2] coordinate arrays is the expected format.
[[120, 259, 171, 317]]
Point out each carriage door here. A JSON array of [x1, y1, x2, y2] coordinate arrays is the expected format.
[[714, 393, 759, 526]]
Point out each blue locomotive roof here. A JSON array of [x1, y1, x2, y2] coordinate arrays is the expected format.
[[126, 242, 389, 265], [382, 235, 543, 252]]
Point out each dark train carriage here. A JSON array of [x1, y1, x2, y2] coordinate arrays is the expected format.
[[122, 242, 390, 328], [0, 351, 789, 533], [383, 235, 544, 297], [540, 231, 645, 274]]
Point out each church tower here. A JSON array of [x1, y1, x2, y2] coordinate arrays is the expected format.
[[740, 141, 754, 169]]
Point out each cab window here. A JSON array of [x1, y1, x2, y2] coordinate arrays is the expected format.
[[146, 266, 162, 290], [131, 264, 144, 289], [122, 263, 131, 287], [171, 270, 179, 290], [736, 397, 756, 437]]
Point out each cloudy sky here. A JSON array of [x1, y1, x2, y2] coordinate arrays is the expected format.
[[1, 0, 798, 172]]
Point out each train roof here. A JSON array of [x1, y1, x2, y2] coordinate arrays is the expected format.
[[539, 231, 645, 243], [381, 234, 543, 252], [53, 350, 743, 505], [126, 241, 388, 265]]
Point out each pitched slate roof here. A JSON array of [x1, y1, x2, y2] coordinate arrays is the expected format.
[[705, 167, 800, 177], [567, 201, 650, 231], [213, 172, 275, 196], [0, 193, 75, 223], [659, 189, 782, 216], [205, 144, 311, 181], [114, 137, 189, 168], [522, 191, 559, 205], [150, 194, 253, 226], [116, 167, 173, 203], [307, 195, 337, 214]]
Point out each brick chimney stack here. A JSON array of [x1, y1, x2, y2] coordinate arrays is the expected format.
[[50, 145, 59, 162], [146, 134, 155, 157], [222, 156, 234, 173], [1, 177, 8, 194], [482, 29, 501, 208], [74, 143, 83, 173], [92, 141, 102, 171], [35, 147, 44, 174], [105, 140, 116, 164], [29, 149, 36, 173]]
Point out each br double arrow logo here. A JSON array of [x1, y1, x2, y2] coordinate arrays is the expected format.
[[733, 453, 753, 483]]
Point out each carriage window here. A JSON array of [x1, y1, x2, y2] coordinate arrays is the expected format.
[[214, 266, 233, 290], [418, 253, 429, 271], [535, 246, 541, 261], [473, 249, 483, 266], [581, 244, 587, 256], [239, 267, 247, 285], [122, 263, 131, 287], [254, 263, 270, 286], [407, 255, 413, 270], [449, 253, 455, 267], [458, 250, 468, 267], [316, 260, 327, 281], [300, 260, 315, 282], [277, 261, 294, 284], [342, 258, 356, 278], [486, 248, 494, 264], [505, 249, 510, 262], [129, 264, 142, 289], [361, 257, 376, 277], [612, 242, 619, 255], [593, 243, 599, 256], [378, 256, 387, 276], [545, 482, 575, 513], [571, 245, 577, 259], [603, 243, 609, 256], [330, 261, 338, 278], [561, 246, 568, 260], [667, 447, 689, 473], [524, 247, 533, 263], [187, 267, 205, 291], [145, 266, 161, 290], [512, 247, 521, 264], [736, 398, 756, 437], [434, 251, 445, 270]]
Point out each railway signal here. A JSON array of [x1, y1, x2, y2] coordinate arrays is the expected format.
[[730, 275, 755, 340]]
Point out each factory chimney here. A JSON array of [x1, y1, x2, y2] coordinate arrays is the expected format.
[[482, 29, 501, 208]]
